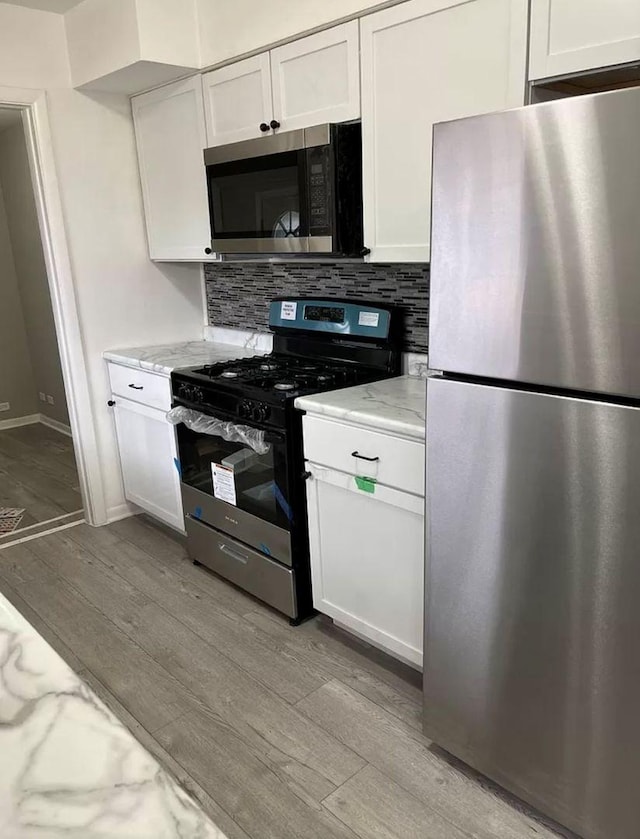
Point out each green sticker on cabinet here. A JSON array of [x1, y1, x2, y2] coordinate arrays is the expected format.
[[355, 476, 376, 493]]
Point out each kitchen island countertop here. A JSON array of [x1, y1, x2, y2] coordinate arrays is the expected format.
[[0, 592, 225, 838]]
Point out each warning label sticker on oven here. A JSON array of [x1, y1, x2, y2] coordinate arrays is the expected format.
[[358, 311, 380, 328], [280, 301, 297, 320], [212, 463, 237, 506]]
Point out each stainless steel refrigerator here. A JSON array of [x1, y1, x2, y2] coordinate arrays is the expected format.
[[425, 86, 640, 839]]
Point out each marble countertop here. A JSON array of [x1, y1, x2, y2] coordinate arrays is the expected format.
[[0, 593, 225, 838], [104, 341, 263, 377], [295, 375, 427, 441]]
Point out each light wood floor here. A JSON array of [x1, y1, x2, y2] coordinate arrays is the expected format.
[[0, 423, 83, 538], [0, 516, 569, 839]]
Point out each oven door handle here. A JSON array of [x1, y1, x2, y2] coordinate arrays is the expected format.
[[218, 542, 249, 565]]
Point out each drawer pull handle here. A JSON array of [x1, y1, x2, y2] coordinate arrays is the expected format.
[[128, 384, 144, 390], [219, 543, 249, 564], [351, 451, 380, 463]]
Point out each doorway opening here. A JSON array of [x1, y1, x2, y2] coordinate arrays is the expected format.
[[0, 107, 84, 546]]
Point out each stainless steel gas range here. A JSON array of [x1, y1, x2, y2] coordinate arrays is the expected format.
[[170, 299, 402, 623]]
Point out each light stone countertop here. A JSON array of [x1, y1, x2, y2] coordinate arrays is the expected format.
[[0, 592, 225, 838], [103, 341, 264, 377], [295, 375, 427, 441]]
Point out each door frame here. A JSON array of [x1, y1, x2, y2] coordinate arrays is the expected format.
[[0, 86, 107, 525]]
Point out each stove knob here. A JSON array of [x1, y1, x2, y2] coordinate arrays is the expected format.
[[191, 387, 204, 404], [238, 400, 253, 419], [253, 403, 271, 423], [178, 383, 191, 399]]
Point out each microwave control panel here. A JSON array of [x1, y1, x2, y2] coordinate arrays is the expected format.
[[306, 146, 333, 235]]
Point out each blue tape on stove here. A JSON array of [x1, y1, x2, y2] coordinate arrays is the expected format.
[[173, 457, 182, 478], [274, 484, 292, 522]]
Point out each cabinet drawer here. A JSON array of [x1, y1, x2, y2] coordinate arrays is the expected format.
[[302, 415, 425, 496], [185, 516, 297, 618], [107, 362, 171, 410]]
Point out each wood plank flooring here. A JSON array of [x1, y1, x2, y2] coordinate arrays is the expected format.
[[0, 423, 83, 538], [0, 515, 570, 839]]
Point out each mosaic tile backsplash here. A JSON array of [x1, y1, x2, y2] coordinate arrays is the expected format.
[[204, 262, 430, 353]]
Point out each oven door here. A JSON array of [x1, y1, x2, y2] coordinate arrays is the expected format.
[[175, 417, 294, 566]]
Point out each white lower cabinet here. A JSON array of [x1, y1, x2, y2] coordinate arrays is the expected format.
[[303, 418, 425, 667], [108, 365, 183, 532]]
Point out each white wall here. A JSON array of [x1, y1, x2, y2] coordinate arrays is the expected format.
[[0, 178, 38, 421], [0, 4, 70, 89], [0, 122, 70, 426], [197, 0, 386, 66], [46, 89, 203, 515], [0, 4, 204, 520]]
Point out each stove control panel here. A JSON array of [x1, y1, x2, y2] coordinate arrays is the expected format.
[[269, 298, 392, 340], [238, 400, 271, 423], [177, 383, 204, 404]]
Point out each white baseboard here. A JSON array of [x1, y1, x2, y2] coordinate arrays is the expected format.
[[106, 502, 137, 524], [39, 414, 72, 437], [0, 414, 73, 436], [0, 414, 41, 432]]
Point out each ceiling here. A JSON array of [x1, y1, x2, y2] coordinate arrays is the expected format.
[[0, 110, 22, 132], [0, 0, 84, 13]]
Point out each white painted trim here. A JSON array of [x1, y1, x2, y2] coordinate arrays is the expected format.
[[39, 415, 72, 438], [0, 87, 106, 526], [0, 517, 84, 551], [106, 502, 137, 524], [0, 414, 41, 431]]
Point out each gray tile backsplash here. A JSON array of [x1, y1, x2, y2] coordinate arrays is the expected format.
[[204, 262, 430, 352]]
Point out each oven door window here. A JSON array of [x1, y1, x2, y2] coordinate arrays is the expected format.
[[176, 423, 291, 530], [207, 151, 308, 241]]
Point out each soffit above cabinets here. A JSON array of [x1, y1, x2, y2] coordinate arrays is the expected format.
[[0, 0, 84, 12], [64, 0, 200, 94]]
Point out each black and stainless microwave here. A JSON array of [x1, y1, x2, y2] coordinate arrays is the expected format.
[[203, 122, 364, 257]]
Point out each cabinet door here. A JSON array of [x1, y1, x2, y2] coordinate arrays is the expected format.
[[132, 77, 211, 262], [529, 0, 640, 80], [113, 397, 184, 532], [202, 53, 273, 146], [270, 21, 361, 132], [307, 464, 424, 667], [360, 0, 528, 262]]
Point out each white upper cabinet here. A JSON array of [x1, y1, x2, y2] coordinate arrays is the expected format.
[[270, 21, 361, 132], [132, 76, 212, 261], [360, 0, 528, 262], [529, 0, 640, 81], [202, 22, 361, 147], [202, 54, 274, 147]]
